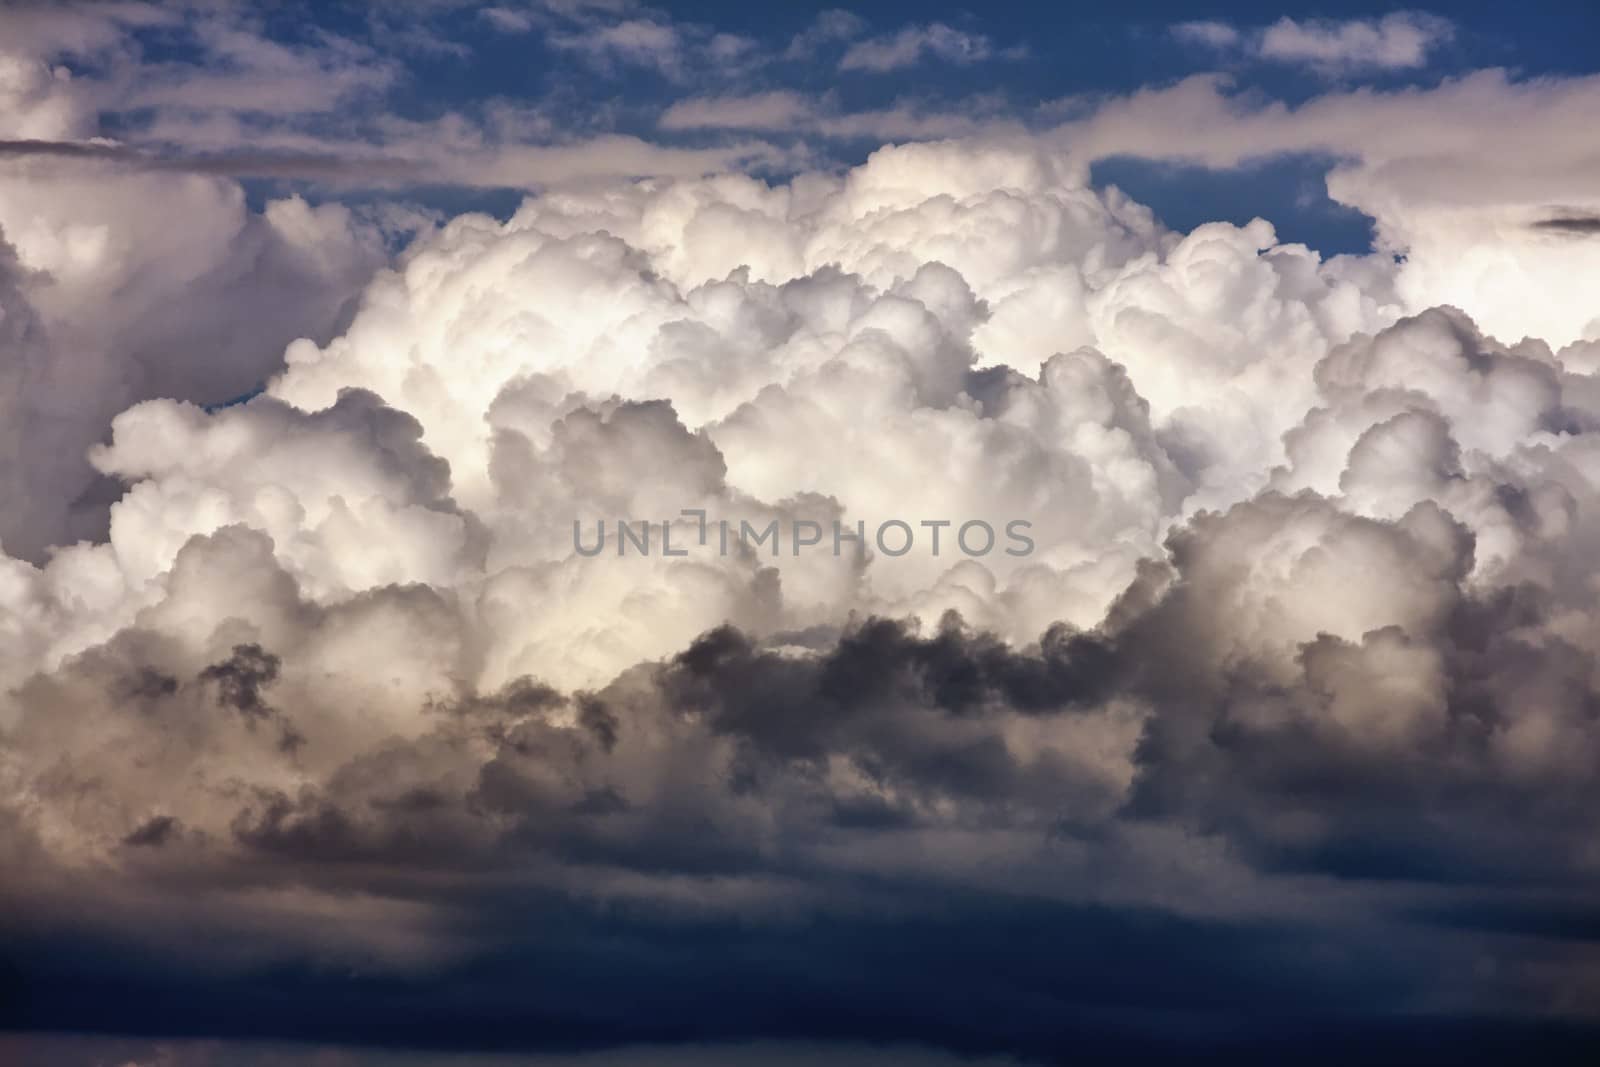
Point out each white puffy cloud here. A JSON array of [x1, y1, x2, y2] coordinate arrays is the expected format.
[[0, 168, 385, 562], [251, 138, 1404, 666], [0, 133, 1395, 714], [1055, 70, 1600, 349]]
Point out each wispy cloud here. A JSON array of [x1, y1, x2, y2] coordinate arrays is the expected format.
[[549, 17, 685, 74], [0, 131, 784, 188], [1171, 20, 1242, 50], [1261, 13, 1454, 71], [839, 22, 1012, 73], [479, 6, 537, 34], [658, 91, 816, 132], [657, 90, 1012, 141], [1174, 12, 1454, 73], [784, 8, 867, 60], [1531, 211, 1600, 236]]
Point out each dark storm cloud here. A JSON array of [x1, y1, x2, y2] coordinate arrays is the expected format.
[[656, 616, 1121, 803], [121, 814, 180, 848], [198, 643, 307, 753], [200, 643, 282, 722], [1531, 213, 1600, 235], [5, 865, 1598, 1063], [0, 893, 1447, 1056], [119, 667, 179, 702], [8, 545, 1600, 1060]]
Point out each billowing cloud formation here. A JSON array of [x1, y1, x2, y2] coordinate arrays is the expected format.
[[6, 3, 1600, 1063], [0, 171, 384, 561], [7, 132, 1600, 1057]]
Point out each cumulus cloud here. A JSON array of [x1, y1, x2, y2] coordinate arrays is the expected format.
[[11, 127, 1600, 1053], [0, 172, 384, 561], [1052, 69, 1600, 348], [8, 3, 1600, 1063]]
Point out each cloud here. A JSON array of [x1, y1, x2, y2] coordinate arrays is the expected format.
[[1051, 69, 1600, 347], [0, 0, 795, 192], [656, 91, 1009, 141], [0, 1, 175, 60], [9, 3, 1600, 1062], [0, 175, 384, 562], [14, 278, 1600, 1049], [785, 9, 868, 60], [658, 91, 815, 132], [1260, 13, 1454, 71], [0, 131, 786, 190], [126, 17, 400, 114], [1171, 20, 1241, 50], [549, 17, 686, 76], [0, 1, 399, 132], [1532, 211, 1600, 235], [540, 7, 758, 82], [1174, 12, 1455, 73], [839, 23, 1002, 73], [481, 6, 538, 34]]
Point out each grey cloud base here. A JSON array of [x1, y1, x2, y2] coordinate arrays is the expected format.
[[6, 531, 1600, 1060]]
